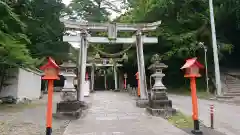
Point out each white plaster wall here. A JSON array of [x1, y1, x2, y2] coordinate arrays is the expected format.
[[0, 68, 19, 98], [17, 68, 41, 100]]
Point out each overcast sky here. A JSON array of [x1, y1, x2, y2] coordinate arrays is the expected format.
[[62, 0, 124, 20]]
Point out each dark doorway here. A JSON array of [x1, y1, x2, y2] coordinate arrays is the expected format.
[[106, 75, 114, 90], [94, 76, 105, 90]]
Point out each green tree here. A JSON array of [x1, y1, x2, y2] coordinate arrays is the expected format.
[[25, 0, 69, 63], [0, 1, 35, 90], [2, 0, 71, 64], [117, 0, 238, 90], [68, 0, 110, 22], [0, 1, 34, 65]]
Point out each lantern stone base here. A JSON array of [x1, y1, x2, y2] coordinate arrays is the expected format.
[[61, 91, 77, 101], [55, 100, 87, 119], [136, 99, 148, 108], [147, 91, 176, 117], [146, 107, 176, 117]]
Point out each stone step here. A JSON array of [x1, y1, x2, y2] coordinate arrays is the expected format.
[[226, 88, 240, 91], [226, 83, 240, 85], [225, 83, 240, 85], [226, 77, 239, 79], [226, 89, 240, 92], [226, 84, 240, 86], [226, 89, 240, 91], [225, 79, 238, 81], [224, 93, 240, 96], [213, 97, 235, 102], [226, 86, 240, 88], [227, 88, 240, 90], [226, 81, 240, 83], [215, 95, 234, 99], [226, 91, 240, 93], [225, 85, 240, 88], [226, 87, 240, 90], [225, 80, 240, 82], [226, 79, 240, 81]]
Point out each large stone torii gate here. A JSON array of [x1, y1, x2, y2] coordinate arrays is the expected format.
[[61, 19, 161, 104]]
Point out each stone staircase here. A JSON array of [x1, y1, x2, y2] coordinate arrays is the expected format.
[[221, 73, 240, 97]]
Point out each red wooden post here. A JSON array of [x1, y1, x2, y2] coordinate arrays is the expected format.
[[85, 72, 89, 81], [190, 77, 199, 121], [135, 72, 140, 97], [40, 57, 59, 135], [124, 73, 127, 89], [181, 57, 204, 135], [124, 79, 126, 89]]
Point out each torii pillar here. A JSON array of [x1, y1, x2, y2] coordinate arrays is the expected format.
[[136, 30, 147, 99], [77, 31, 88, 103]]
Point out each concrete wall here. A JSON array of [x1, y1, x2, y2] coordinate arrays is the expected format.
[[0, 68, 41, 101], [17, 68, 41, 100]]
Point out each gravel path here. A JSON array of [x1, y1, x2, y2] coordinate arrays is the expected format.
[[0, 93, 70, 135]]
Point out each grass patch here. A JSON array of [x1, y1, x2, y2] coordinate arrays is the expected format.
[[0, 102, 45, 112], [197, 92, 214, 99], [167, 111, 193, 128], [169, 89, 214, 100]]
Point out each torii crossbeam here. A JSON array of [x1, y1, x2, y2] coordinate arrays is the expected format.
[[64, 36, 158, 44]]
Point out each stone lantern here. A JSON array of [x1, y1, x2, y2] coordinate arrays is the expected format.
[[146, 54, 176, 117], [55, 59, 82, 119], [59, 60, 77, 101]]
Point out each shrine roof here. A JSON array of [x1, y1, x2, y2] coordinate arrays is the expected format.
[[40, 57, 59, 70], [181, 57, 204, 69]]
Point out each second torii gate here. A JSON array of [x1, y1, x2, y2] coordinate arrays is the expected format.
[[61, 19, 161, 102], [86, 55, 125, 91]]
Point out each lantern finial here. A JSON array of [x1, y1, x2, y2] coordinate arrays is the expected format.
[[151, 54, 161, 64], [94, 53, 101, 59]]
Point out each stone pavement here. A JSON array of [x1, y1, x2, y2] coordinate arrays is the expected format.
[[169, 94, 240, 135], [63, 91, 189, 135]]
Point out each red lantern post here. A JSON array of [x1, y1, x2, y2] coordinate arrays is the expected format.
[[135, 72, 140, 97], [40, 57, 59, 135], [124, 73, 127, 89], [181, 57, 203, 135]]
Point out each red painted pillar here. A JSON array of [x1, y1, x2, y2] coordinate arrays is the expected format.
[[135, 72, 140, 97]]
